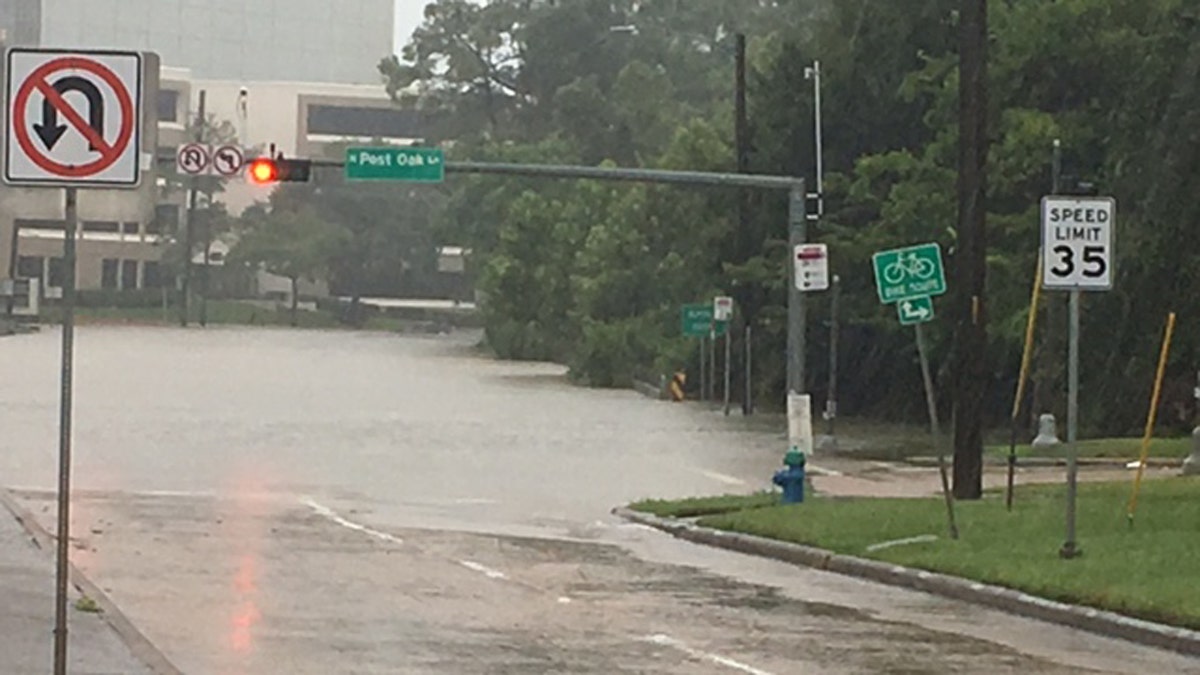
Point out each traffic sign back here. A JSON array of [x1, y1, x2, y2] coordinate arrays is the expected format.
[[5, 49, 143, 187]]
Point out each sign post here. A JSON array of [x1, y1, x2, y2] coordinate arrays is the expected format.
[[714, 296, 734, 413], [1041, 195, 1115, 559], [873, 241, 956, 539], [5, 48, 145, 675]]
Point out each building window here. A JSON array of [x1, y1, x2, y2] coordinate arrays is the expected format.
[[122, 222, 140, 235], [17, 256, 43, 280], [121, 260, 138, 290], [157, 90, 180, 123], [83, 220, 120, 233], [101, 259, 119, 289], [15, 218, 64, 231], [143, 261, 162, 288], [48, 258, 64, 288], [306, 105, 421, 139], [151, 204, 179, 234]]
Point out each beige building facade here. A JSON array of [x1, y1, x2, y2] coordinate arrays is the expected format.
[[0, 53, 163, 294]]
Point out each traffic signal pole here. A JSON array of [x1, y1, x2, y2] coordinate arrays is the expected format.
[[181, 89, 205, 327], [161, 150, 813, 403], [311, 157, 810, 401]]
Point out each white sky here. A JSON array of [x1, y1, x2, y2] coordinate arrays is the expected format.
[[393, 0, 428, 55]]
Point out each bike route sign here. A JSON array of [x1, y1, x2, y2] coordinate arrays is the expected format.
[[896, 296, 935, 326], [872, 242, 947, 304]]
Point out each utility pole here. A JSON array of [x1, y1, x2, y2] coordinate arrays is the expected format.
[[952, 0, 989, 500], [180, 89, 205, 327], [734, 33, 755, 415]]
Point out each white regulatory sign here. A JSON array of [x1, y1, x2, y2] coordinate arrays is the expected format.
[[1041, 196, 1115, 291], [795, 243, 830, 292], [212, 144, 244, 176], [4, 48, 143, 187], [176, 142, 210, 175], [713, 296, 734, 321]]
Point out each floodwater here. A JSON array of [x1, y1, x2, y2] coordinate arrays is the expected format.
[[0, 326, 1195, 674]]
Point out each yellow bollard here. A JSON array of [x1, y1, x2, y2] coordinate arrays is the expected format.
[[669, 371, 687, 402], [1127, 312, 1177, 525]]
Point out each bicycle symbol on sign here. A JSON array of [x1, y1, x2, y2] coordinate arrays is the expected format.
[[883, 251, 935, 285]]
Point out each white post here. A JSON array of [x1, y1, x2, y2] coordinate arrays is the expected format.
[[787, 393, 813, 456]]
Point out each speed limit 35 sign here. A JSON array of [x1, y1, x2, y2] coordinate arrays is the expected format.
[[1041, 196, 1115, 291]]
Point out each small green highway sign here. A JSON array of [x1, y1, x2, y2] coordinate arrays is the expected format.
[[681, 304, 726, 338], [345, 146, 445, 182], [872, 242, 947, 304], [897, 296, 935, 326]]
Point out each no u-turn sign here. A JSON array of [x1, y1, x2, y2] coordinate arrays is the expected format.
[[4, 48, 143, 187]]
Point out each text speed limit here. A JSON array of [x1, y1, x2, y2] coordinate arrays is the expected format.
[[1041, 196, 1115, 291]]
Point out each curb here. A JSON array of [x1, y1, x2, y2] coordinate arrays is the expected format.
[[905, 456, 1184, 469], [0, 488, 183, 675], [613, 507, 1200, 658]]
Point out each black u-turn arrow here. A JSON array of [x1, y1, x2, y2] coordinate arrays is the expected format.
[[35, 76, 105, 151]]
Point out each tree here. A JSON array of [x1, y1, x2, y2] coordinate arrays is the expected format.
[[232, 206, 342, 326]]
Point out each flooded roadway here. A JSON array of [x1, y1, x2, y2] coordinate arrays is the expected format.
[[1, 326, 1195, 674]]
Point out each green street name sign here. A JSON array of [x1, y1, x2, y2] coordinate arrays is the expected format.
[[345, 147, 445, 182], [872, 242, 947, 304], [681, 304, 727, 338], [897, 296, 935, 326]]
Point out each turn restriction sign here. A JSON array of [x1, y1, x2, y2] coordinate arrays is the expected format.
[[4, 49, 143, 187]]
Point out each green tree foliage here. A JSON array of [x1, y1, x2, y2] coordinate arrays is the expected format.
[[388, 0, 1200, 432], [232, 205, 343, 325]]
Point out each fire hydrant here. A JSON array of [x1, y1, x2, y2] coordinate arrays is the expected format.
[[773, 449, 807, 504]]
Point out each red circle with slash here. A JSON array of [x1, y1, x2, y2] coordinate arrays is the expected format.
[[12, 56, 134, 178]]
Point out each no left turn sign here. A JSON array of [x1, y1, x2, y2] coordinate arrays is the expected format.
[[4, 49, 143, 187]]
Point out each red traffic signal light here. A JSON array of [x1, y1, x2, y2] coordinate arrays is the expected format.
[[247, 157, 278, 184], [246, 156, 312, 184]]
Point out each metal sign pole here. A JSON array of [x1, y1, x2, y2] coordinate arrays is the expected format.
[[915, 323, 960, 540], [699, 335, 707, 403], [723, 328, 732, 416], [744, 325, 753, 416], [53, 186, 79, 675], [788, 187, 807, 395], [708, 328, 717, 402], [826, 274, 840, 440], [1061, 289, 1081, 558]]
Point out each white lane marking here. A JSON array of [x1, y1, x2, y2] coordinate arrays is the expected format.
[[302, 498, 404, 546], [459, 560, 507, 580], [449, 498, 499, 505], [697, 469, 748, 487], [865, 534, 938, 552], [642, 634, 775, 675], [557, 596, 572, 604]]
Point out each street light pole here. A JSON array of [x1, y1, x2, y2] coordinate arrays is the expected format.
[[805, 61, 824, 222]]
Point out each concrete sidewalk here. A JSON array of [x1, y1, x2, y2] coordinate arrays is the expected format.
[[0, 498, 153, 675], [807, 456, 1179, 499]]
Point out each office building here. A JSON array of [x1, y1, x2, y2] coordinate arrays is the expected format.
[[4, 0, 394, 85]]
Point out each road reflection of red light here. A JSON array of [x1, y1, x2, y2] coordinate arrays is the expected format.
[[230, 553, 261, 653]]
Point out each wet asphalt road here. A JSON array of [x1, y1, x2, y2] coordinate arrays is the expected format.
[[1, 326, 1197, 674]]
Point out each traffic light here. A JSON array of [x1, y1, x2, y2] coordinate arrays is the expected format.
[[246, 156, 312, 184]]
